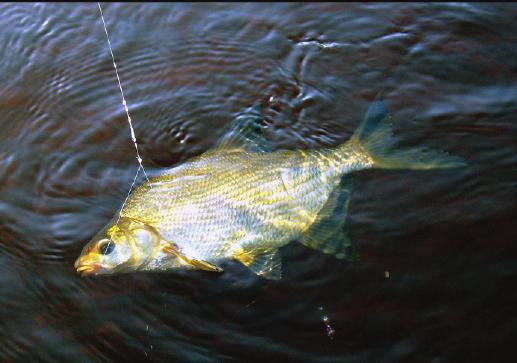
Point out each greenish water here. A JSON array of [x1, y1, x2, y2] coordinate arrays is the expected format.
[[0, 3, 516, 362]]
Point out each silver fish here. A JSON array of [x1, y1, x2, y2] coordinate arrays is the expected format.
[[75, 98, 465, 279]]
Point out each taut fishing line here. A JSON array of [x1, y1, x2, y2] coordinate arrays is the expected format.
[[97, 3, 152, 228], [97, 5, 156, 354]]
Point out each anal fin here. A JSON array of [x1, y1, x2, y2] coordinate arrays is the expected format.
[[233, 247, 282, 280], [300, 178, 358, 260]]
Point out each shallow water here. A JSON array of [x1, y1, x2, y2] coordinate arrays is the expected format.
[[1, 3, 516, 362]]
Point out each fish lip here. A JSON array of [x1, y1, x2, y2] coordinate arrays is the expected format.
[[76, 263, 101, 276]]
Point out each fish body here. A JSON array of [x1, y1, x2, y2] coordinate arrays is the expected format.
[[75, 99, 465, 279], [121, 143, 370, 269]]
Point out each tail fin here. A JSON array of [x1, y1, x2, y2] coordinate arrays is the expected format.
[[351, 96, 466, 170]]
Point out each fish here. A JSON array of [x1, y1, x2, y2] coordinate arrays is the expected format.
[[75, 97, 465, 279]]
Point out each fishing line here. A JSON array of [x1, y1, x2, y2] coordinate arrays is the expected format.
[[97, 7, 156, 354], [97, 2, 152, 228]]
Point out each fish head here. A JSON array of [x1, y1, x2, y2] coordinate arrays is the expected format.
[[75, 217, 162, 276]]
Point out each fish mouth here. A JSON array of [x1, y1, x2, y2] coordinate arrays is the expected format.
[[76, 265, 96, 276], [75, 261, 101, 276]]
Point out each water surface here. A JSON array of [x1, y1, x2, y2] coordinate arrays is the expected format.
[[1, 3, 516, 362]]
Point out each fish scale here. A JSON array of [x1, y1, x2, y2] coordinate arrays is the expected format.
[[120, 150, 330, 258], [75, 98, 466, 279]]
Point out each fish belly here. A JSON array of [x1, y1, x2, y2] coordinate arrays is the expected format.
[[123, 149, 341, 262]]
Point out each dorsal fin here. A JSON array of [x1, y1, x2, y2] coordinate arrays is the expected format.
[[211, 102, 272, 153], [300, 178, 358, 260]]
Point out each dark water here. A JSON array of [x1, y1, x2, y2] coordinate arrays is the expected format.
[[1, 3, 516, 362]]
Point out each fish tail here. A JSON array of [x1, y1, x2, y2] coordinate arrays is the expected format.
[[350, 95, 467, 170]]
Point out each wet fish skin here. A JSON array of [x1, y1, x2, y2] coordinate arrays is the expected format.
[[75, 99, 465, 279], [126, 144, 370, 257]]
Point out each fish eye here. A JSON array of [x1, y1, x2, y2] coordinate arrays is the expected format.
[[98, 239, 115, 255]]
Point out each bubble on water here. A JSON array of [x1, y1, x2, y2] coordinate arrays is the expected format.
[[318, 305, 335, 340]]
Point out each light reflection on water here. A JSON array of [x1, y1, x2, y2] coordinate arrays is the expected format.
[[0, 3, 516, 362]]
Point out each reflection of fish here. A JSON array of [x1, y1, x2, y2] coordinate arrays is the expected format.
[[75, 98, 465, 279]]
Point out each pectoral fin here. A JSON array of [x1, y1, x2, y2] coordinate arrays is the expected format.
[[300, 178, 358, 260], [233, 247, 282, 280], [188, 258, 224, 272], [162, 244, 223, 273]]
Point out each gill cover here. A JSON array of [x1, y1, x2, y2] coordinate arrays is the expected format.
[[107, 217, 162, 271]]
